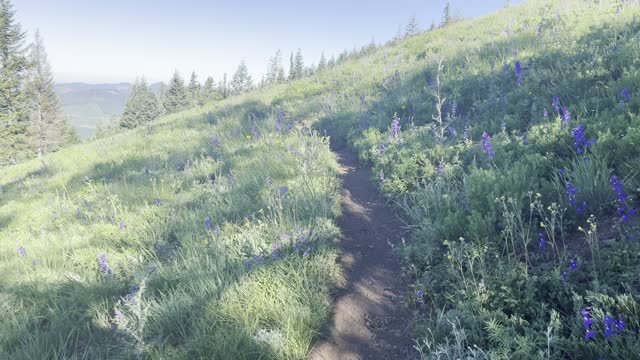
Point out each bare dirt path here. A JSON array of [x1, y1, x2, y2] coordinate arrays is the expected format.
[[309, 149, 418, 360]]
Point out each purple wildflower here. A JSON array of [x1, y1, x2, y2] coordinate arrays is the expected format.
[[214, 226, 221, 235], [437, 163, 444, 178], [566, 182, 578, 207], [125, 285, 139, 300], [561, 272, 568, 282], [278, 186, 289, 198], [416, 290, 424, 304], [544, 108, 549, 119], [561, 107, 571, 128], [573, 125, 596, 154], [390, 114, 401, 141], [204, 218, 213, 230], [17, 246, 27, 257], [98, 254, 113, 276], [621, 88, 631, 102], [585, 330, 597, 340], [611, 175, 635, 222], [379, 143, 386, 155], [155, 197, 162, 206], [265, 176, 273, 187], [481, 132, 495, 159], [552, 97, 560, 113], [571, 259, 578, 271], [538, 232, 547, 250], [117, 221, 126, 230], [617, 318, 625, 332], [515, 61, 523, 86], [303, 249, 310, 257], [114, 309, 125, 323], [604, 315, 617, 338], [521, 134, 528, 146]]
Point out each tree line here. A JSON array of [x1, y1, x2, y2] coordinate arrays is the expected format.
[[0, 0, 77, 165]]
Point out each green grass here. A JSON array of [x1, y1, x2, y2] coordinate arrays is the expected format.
[[0, 99, 342, 359], [4, 0, 640, 358]]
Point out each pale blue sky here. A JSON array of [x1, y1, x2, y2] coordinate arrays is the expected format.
[[14, 0, 523, 84]]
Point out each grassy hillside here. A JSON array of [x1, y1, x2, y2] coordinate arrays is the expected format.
[[2, 0, 640, 358]]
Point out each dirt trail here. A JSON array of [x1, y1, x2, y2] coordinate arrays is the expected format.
[[309, 149, 417, 360]]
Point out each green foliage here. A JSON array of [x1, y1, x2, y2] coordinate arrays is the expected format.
[[163, 70, 189, 114], [120, 78, 161, 129], [231, 60, 253, 95]]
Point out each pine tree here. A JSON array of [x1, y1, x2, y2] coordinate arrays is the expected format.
[[230, 60, 253, 95], [430, 21, 437, 31], [441, 0, 452, 27], [163, 70, 189, 114], [288, 52, 295, 80], [187, 71, 201, 106], [318, 52, 327, 71], [157, 82, 167, 114], [219, 73, 228, 98], [293, 48, 304, 80], [266, 49, 284, 85], [25, 30, 74, 157], [405, 15, 419, 37], [202, 76, 220, 104], [0, 0, 30, 164], [120, 77, 160, 129]]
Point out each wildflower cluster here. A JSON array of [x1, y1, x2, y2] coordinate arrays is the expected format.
[[561, 107, 571, 128], [572, 125, 596, 155], [582, 308, 596, 340], [561, 258, 579, 282], [566, 182, 588, 214], [620, 87, 631, 108], [481, 132, 495, 159], [390, 113, 401, 142], [552, 96, 560, 113], [98, 253, 114, 277], [17, 245, 27, 257], [610, 175, 636, 222], [515, 61, 523, 86]]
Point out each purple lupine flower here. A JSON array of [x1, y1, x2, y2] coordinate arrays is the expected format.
[[611, 175, 635, 222], [538, 232, 547, 250], [617, 318, 625, 332], [566, 182, 578, 207], [561, 272, 568, 282], [604, 315, 617, 338], [213, 226, 221, 235], [155, 197, 162, 206], [576, 201, 588, 215], [416, 290, 424, 304], [17, 246, 27, 257], [437, 163, 444, 178], [544, 108, 549, 119], [573, 125, 596, 154], [98, 254, 113, 276], [552, 97, 560, 113], [515, 61, 523, 86], [521, 134, 528, 146], [571, 259, 578, 271], [303, 249, 310, 257], [278, 186, 289, 198], [125, 285, 139, 300], [582, 308, 596, 340], [390, 114, 401, 141], [481, 132, 495, 159], [204, 218, 213, 230], [561, 107, 571, 128], [253, 255, 265, 265], [621, 88, 631, 102], [244, 258, 253, 270], [585, 330, 597, 340], [379, 143, 386, 155]]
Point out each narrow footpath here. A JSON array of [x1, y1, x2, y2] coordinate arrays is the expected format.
[[310, 148, 418, 360]]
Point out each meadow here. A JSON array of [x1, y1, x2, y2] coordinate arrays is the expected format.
[[2, 0, 640, 358]]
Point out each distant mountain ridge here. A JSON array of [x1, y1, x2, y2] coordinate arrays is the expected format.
[[55, 82, 163, 139]]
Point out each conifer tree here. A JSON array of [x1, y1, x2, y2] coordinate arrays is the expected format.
[[163, 70, 189, 114], [442, 0, 452, 26], [219, 73, 228, 99], [288, 52, 295, 80], [0, 0, 30, 164], [25, 30, 75, 156], [405, 15, 420, 37], [157, 82, 167, 114], [187, 71, 201, 106], [230, 60, 253, 95], [202, 76, 219, 104], [266, 49, 284, 85], [293, 48, 304, 80], [120, 77, 160, 129], [318, 52, 327, 71]]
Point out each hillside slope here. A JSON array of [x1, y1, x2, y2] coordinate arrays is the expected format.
[[2, 0, 640, 358]]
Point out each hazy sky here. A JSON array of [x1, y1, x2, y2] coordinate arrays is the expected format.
[[14, 0, 523, 84]]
